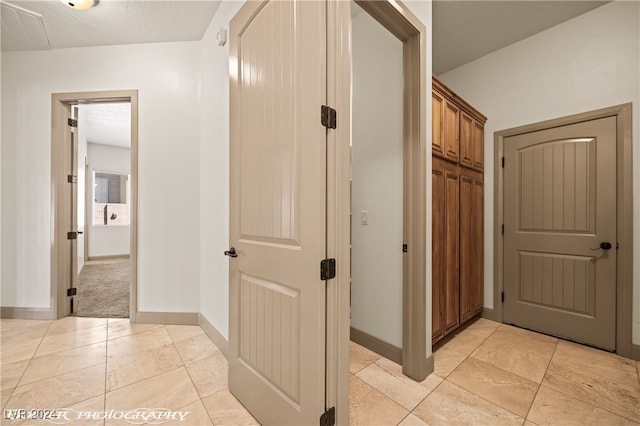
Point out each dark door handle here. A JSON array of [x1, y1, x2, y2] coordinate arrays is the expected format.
[[77, 231, 83, 235], [224, 247, 238, 258], [590, 242, 612, 250]]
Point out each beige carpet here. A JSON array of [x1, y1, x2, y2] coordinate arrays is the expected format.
[[75, 259, 130, 318]]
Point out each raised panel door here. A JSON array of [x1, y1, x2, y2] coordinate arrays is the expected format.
[[473, 121, 484, 171], [432, 90, 445, 158], [443, 100, 459, 163], [459, 111, 473, 169]]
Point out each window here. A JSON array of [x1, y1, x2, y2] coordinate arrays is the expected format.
[[93, 171, 130, 225]]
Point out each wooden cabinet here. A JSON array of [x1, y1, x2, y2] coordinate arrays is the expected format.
[[432, 158, 460, 342], [432, 77, 486, 345], [459, 168, 484, 323]]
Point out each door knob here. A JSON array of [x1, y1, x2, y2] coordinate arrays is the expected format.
[[224, 247, 238, 258], [590, 242, 612, 250]]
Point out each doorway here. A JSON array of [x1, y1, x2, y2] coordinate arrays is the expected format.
[[494, 104, 634, 357], [349, 0, 404, 364], [51, 90, 139, 321], [75, 102, 132, 318]]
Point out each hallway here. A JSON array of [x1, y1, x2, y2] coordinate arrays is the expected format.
[[1, 317, 639, 425]]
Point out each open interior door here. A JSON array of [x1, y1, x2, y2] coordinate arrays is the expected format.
[[227, 1, 328, 424]]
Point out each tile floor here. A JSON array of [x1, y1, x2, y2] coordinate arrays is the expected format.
[[1, 316, 639, 425], [350, 318, 640, 425]]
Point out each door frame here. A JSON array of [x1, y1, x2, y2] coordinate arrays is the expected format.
[[51, 90, 139, 321], [327, 3, 427, 420], [493, 103, 633, 358]]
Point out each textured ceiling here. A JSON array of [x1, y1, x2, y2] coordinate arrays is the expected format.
[[433, 1, 609, 75], [1, 0, 221, 51], [80, 103, 131, 148]]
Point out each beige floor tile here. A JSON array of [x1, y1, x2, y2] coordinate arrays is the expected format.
[[105, 367, 199, 412], [5, 364, 106, 411], [202, 389, 259, 425], [419, 374, 444, 393], [0, 337, 42, 365], [498, 324, 558, 344], [543, 341, 640, 422], [350, 341, 381, 374], [413, 381, 524, 426], [398, 413, 431, 426], [637, 362, 640, 384], [470, 325, 556, 383], [58, 395, 106, 426], [106, 343, 183, 391], [1, 360, 29, 391], [46, 317, 108, 336], [433, 346, 467, 378], [174, 334, 221, 366], [1, 320, 50, 341], [35, 325, 107, 357], [20, 342, 106, 386], [524, 421, 539, 426], [106, 320, 162, 341], [176, 400, 213, 426], [166, 325, 205, 342], [106, 327, 173, 358], [356, 357, 431, 411], [185, 351, 228, 398], [447, 357, 538, 418], [349, 375, 409, 426], [441, 320, 498, 356], [1, 388, 14, 410], [528, 385, 638, 425]]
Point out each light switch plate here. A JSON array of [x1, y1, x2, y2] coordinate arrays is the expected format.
[[360, 211, 368, 225]]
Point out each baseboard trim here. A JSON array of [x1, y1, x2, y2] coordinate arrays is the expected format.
[[350, 327, 402, 365], [632, 343, 640, 361], [88, 254, 130, 261], [0, 307, 54, 320], [134, 311, 198, 325], [198, 314, 229, 359], [481, 307, 500, 322]]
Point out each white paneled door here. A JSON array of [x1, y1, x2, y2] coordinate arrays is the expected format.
[[227, 1, 328, 424], [504, 116, 617, 350]]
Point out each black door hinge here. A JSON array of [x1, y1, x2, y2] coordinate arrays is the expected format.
[[67, 231, 77, 240], [501, 157, 505, 168], [320, 258, 336, 281], [67, 287, 77, 296], [321, 105, 337, 129], [501, 291, 505, 303], [502, 224, 504, 235], [402, 244, 408, 253], [320, 407, 335, 426], [67, 175, 77, 183], [67, 118, 78, 128]]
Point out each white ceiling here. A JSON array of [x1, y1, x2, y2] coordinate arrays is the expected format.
[[2, 0, 611, 139], [433, 1, 609, 75], [79, 103, 131, 148], [1, 0, 221, 51]]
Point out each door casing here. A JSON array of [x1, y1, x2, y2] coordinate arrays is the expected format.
[[51, 90, 139, 321], [493, 103, 633, 358]]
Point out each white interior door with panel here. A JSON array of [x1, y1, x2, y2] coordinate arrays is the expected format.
[[227, 1, 329, 424]]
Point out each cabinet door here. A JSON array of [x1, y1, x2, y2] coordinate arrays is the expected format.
[[473, 121, 484, 171], [431, 160, 446, 343], [432, 91, 445, 158], [472, 175, 484, 316], [460, 168, 484, 323], [443, 163, 460, 334], [443, 100, 459, 163], [459, 112, 474, 169], [459, 170, 474, 322]]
